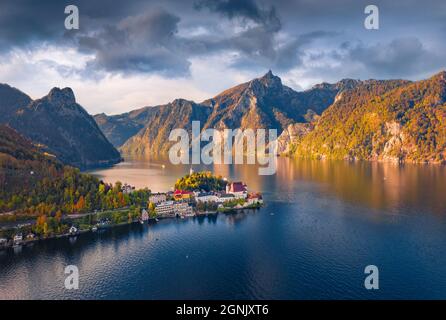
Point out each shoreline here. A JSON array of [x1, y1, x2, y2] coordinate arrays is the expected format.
[[0, 206, 262, 251], [279, 153, 446, 165]]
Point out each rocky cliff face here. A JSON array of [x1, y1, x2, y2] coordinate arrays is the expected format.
[[1, 86, 121, 169], [276, 123, 313, 155], [105, 71, 351, 155], [95, 70, 446, 163], [291, 72, 446, 163], [119, 99, 212, 155]]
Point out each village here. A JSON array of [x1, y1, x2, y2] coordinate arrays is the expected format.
[[0, 172, 263, 249], [144, 180, 263, 220]]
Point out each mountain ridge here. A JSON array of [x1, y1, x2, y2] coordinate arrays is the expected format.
[[288, 71, 445, 163], [0, 85, 121, 169], [93, 70, 444, 164], [99, 71, 358, 155]]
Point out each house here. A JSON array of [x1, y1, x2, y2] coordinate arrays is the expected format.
[[13, 234, 23, 244], [247, 192, 263, 205], [226, 182, 248, 199], [217, 193, 236, 203], [121, 183, 135, 194], [149, 193, 167, 204], [174, 202, 194, 217], [141, 209, 149, 221], [69, 226, 78, 234], [195, 192, 219, 203], [173, 190, 193, 201], [155, 201, 175, 217], [26, 233, 36, 240]]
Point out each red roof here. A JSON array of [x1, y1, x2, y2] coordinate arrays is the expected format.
[[248, 192, 262, 199], [174, 189, 192, 195], [229, 182, 247, 192]]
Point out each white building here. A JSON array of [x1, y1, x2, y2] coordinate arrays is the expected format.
[[149, 193, 167, 204], [141, 209, 149, 221], [174, 202, 194, 217], [155, 201, 193, 217], [155, 201, 175, 217], [13, 234, 23, 244], [196, 192, 219, 203], [217, 193, 236, 203], [69, 226, 78, 234], [226, 182, 248, 199], [247, 196, 263, 205]]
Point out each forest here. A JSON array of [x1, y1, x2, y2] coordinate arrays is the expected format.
[[174, 171, 227, 192], [0, 125, 151, 219]]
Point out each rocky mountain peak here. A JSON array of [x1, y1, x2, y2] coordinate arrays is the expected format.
[[171, 98, 192, 106], [47, 87, 76, 106], [258, 70, 282, 88]]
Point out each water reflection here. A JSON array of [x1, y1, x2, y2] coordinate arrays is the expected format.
[[90, 156, 446, 216], [1, 156, 441, 299]]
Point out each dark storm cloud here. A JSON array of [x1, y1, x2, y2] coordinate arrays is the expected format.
[[191, 0, 332, 72], [298, 36, 445, 84], [228, 30, 337, 71], [194, 0, 281, 31], [77, 9, 191, 76], [0, 0, 445, 80], [0, 1, 64, 50], [0, 0, 151, 51], [345, 37, 443, 78], [72, 0, 292, 76]]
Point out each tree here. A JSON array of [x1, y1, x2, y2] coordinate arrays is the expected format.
[[75, 195, 85, 212], [55, 210, 62, 222], [148, 202, 157, 218]]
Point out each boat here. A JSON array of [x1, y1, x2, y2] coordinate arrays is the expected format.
[[13, 234, 23, 246], [140, 219, 144, 225], [68, 226, 79, 236], [155, 218, 159, 222], [91, 226, 98, 232]]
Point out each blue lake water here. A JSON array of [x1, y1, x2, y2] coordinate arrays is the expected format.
[[1, 157, 446, 299]]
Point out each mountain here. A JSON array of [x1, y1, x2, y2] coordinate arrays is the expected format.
[[0, 86, 121, 169], [0, 125, 138, 217], [0, 84, 32, 123], [199, 70, 348, 131], [290, 72, 445, 163], [120, 99, 212, 155], [93, 106, 155, 147], [0, 124, 64, 199], [107, 71, 356, 155], [276, 123, 314, 154]]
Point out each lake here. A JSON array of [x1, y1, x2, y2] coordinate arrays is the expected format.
[[1, 156, 446, 299]]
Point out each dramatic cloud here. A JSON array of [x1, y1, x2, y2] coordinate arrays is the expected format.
[[0, 0, 446, 112], [77, 9, 191, 76], [194, 0, 281, 30], [346, 38, 443, 78]]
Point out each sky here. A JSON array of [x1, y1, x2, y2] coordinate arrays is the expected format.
[[0, 0, 446, 115]]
